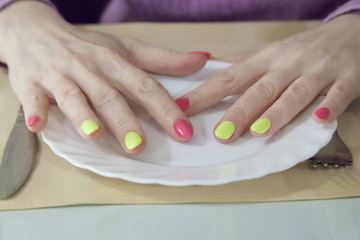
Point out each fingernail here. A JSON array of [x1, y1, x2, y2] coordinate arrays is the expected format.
[[175, 97, 190, 111], [251, 118, 271, 134], [314, 107, 330, 120], [27, 115, 39, 126], [214, 121, 235, 140], [125, 131, 143, 150], [81, 120, 99, 135], [189, 51, 212, 59], [174, 119, 193, 139]]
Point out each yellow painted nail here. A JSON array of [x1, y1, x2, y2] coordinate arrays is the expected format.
[[250, 118, 271, 134], [214, 121, 235, 140], [125, 131, 143, 150], [81, 120, 99, 135]]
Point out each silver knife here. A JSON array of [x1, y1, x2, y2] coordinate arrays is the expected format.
[[309, 130, 353, 168], [0, 106, 38, 199]]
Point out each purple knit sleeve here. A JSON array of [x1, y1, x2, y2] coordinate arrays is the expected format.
[[324, 0, 360, 22], [0, 0, 56, 11]]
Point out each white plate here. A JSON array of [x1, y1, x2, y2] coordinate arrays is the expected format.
[[42, 61, 337, 186]]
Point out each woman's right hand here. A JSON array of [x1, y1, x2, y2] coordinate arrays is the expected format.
[[0, 1, 208, 154]]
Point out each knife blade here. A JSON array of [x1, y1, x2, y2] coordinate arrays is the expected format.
[[0, 106, 38, 199], [309, 130, 353, 168]]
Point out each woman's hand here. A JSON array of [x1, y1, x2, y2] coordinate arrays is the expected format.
[[179, 13, 360, 142], [0, 2, 208, 154]]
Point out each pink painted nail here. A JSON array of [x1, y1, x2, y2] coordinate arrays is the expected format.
[[28, 115, 39, 126], [174, 119, 193, 139], [189, 51, 212, 59], [175, 97, 190, 111], [314, 107, 330, 120]]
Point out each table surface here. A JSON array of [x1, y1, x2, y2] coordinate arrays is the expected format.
[[0, 198, 360, 239], [1, 21, 360, 239]]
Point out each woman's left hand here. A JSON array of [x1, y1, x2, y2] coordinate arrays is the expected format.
[[179, 13, 360, 142]]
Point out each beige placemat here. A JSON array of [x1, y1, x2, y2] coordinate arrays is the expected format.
[[1, 21, 359, 210]]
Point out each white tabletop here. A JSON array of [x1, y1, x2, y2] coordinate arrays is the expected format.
[[0, 198, 359, 240]]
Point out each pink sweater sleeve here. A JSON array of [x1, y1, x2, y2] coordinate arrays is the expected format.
[[325, 0, 360, 22], [0, 0, 56, 11]]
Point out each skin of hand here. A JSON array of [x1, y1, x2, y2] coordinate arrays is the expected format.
[[180, 13, 360, 142], [0, 2, 208, 154]]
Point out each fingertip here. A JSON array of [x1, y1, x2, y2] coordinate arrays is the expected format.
[[250, 117, 272, 137], [175, 97, 190, 111], [214, 120, 236, 142], [26, 115, 48, 132], [80, 119, 104, 140], [169, 52, 209, 77], [313, 107, 330, 120], [123, 132, 147, 155], [312, 106, 338, 124], [24, 104, 49, 132], [173, 119, 194, 142], [188, 51, 212, 59]]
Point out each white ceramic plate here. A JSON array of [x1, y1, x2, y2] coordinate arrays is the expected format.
[[42, 61, 337, 186]]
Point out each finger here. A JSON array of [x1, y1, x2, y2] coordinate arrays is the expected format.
[[119, 37, 208, 76], [96, 57, 194, 143], [67, 65, 148, 154], [87, 86, 147, 154], [43, 74, 104, 141], [313, 79, 358, 123], [92, 88, 148, 154], [214, 69, 300, 142], [12, 81, 49, 132], [218, 45, 268, 63], [250, 74, 329, 137], [179, 61, 266, 116]]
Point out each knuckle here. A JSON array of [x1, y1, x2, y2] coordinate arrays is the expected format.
[[161, 104, 178, 116], [191, 89, 206, 102], [252, 81, 277, 100], [291, 48, 311, 64], [262, 42, 283, 56], [270, 106, 284, 124], [217, 70, 235, 83], [57, 49, 87, 72], [94, 88, 120, 108], [333, 82, 354, 98], [62, 49, 84, 66], [136, 77, 163, 96], [216, 70, 238, 92], [97, 46, 124, 62], [227, 106, 250, 123], [57, 88, 83, 107], [113, 117, 132, 133], [287, 82, 311, 101], [28, 95, 40, 102], [342, 62, 360, 79], [40, 64, 62, 77]]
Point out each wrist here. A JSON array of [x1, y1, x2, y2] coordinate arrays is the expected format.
[[0, 1, 73, 62]]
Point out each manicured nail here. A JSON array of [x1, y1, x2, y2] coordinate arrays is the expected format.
[[174, 119, 193, 139], [81, 120, 99, 135], [175, 97, 190, 111], [189, 51, 212, 59], [314, 107, 330, 120], [124, 131, 143, 150], [250, 118, 271, 134], [214, 121, 235, 140], [27, 115, 39, 126]]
